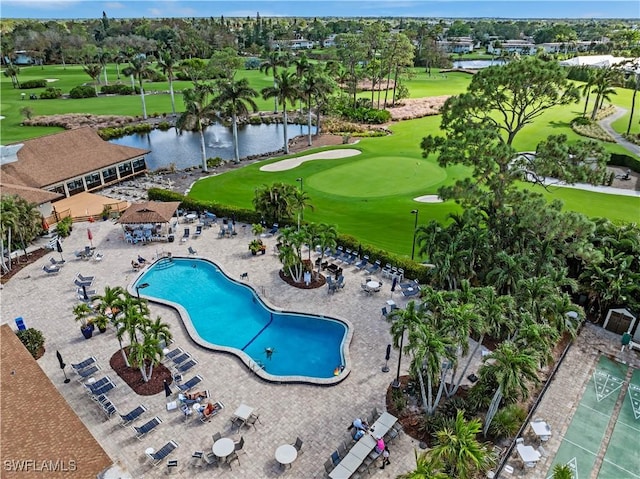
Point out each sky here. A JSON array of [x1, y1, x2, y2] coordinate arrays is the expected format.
[[0, 0, 638, 20]]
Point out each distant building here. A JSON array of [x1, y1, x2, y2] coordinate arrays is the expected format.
[[12, 50, 33, 65], [274, 39, 314, 50], [487, 40, 536, 56], [438, 37, 475, 53]]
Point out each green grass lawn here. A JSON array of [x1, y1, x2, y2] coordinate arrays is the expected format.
[[189, 117, 640, 256]]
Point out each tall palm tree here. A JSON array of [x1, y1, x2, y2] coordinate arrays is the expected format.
[[0, 196, 18, 273], [157, 50, 179, 115], [212, 78, 258, 164], [13, 196, 42, 263], [147, 316, 173, 348], [253, 182, 297, 224], [260, 51, 289, 113], [277, 226, 307, 283], [82, 63, 103, 94], [291, 188, 313, 231], [581, 69, 596, 117], [3, 64, 21, 88], [430, 411, 494, 479], [122, 55, 156, 119], [261, 70, 301, 154], [128, 334, 161, 382], [313, 223, 338, 274], [300, 65, 335, 145], [176, 83, 216, 172]]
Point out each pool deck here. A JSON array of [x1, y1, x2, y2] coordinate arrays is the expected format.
[[3, 220, 459, 478]]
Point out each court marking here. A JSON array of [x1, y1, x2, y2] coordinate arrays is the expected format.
[[601, 457, 640, 478], [593, 370, 624, 402], [628, 384, 640, 420]]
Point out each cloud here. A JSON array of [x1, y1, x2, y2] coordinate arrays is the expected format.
[[2, 0, 81, 9], [104, 2, 126, 9]]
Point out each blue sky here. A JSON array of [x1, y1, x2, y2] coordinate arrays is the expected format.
[[1, 0, 638, 20]]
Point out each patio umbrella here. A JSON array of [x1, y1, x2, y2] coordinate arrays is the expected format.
[[56, 239, 64, 261], [87, 228, 93, 248], [163, 380, 172, 397], [56, 350, 70, 383], [82, 285, 89, 301], [390, 277, 397, 299], [382, 344, 391, 373]]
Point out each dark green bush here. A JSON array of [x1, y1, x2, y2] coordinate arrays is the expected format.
[[206, 157, 225, 168], [489, 404, 527, 439], [609, 153, 640, 173], [69, 85, 97, 98], [19, 79, 47, 89], [340, 106, 391, 124], [248, 116, 263, 125], [571, 116, 591, 126], [55, 216, 73, 237], [16, 328, 45, 359], [39, 87, 62, 99], [157, 121, 171, 131], [101, 84, 138, 95], [97, 123, 152, 140]]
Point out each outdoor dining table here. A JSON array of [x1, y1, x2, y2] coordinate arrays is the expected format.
[[185, 213, 198, 223], [376, 412, 397, 429], [530, 421, 551, 440], [233, 403, 254, 422], [367, 281, 381, 290], [328, 463, 352, 479], [516, 443, 541, 465], [350, 439, 375, 460], [275, 444, 298, 468], [212, 437, 235, 459]]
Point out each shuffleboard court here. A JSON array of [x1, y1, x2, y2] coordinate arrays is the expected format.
[[546, 356, 629, 479], [598, 367, 640, 479]]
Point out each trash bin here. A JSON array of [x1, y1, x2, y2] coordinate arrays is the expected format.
[[168, 234, 175, 243]]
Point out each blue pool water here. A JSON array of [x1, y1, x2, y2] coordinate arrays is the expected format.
[[135, 258, 348, 380]]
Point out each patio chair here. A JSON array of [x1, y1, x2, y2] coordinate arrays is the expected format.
[[133, 416, 162, 440], [366, 260, 381, 275], [381, 306, 388, 318], [119, 405, 147, 426], [193, 225, 203, 237], [73, 278, 93, 289], [43, 264, 61, 274], [337, 442, 347, 459], [268, 223, 279, 235], [190, 451, 204, 467], [164, 347, 183, 361], [324, 458, 334, 474], [100, 397, 117, 418], [50, 257, 65, 266], [330, 450, 341, 466], [234, 436, 245, 454], [212, 432, 222, 443], [361, 283, 372, 295], [402, 288, 420, 297], [146, 440, 178, 466], [292, 437, 303, 453], [91, 381, 116, 397], [177, 375, 202, 392], [344, 252, 357, 265], [202, 451, 218, 467], [71, 356, 97, 371], [199, 401, 224, 423], [83, 246, 94, 259], [14, 317, 26, 331], [75, 364, 100, 381], [181, 228, 190, 242], [171, 352, 191, 366], [188, 246, 198, 255], [174, 358, 197, 375], [226, 451, 240, 469], [355, 255, 370, 270], [244, 412, 261, 430], [84, 376, 111, 393]]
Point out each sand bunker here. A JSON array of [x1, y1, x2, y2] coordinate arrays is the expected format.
[[45, 78, 59, 82], [414, 195, 443, 203], [260, 149, 361, 172]]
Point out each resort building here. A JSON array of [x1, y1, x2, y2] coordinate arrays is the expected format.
[[0, 127, 149, 218]]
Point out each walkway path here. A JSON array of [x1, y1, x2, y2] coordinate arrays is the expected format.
[[598, 107, 640, 158]]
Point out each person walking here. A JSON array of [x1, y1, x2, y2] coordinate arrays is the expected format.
[[380, 446, 390, 469]]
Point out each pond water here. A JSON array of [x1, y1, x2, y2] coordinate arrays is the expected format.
[[453, 59, 506, 69], [109, 122, 316, 171]]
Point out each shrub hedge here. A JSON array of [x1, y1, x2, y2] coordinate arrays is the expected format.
[[39, 87, 62, 99], [609, 153, 640, 172], [97, 123, 153, 140], [16, 328, 45, 359], [101, 84, 139, 95], [69, 85, 97, 98], [147, 187, 431, 283], [19, 79, 47, 89]]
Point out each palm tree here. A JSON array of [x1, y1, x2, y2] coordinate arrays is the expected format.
[[260, 51, 289, 113], [252, 182, 298, 224], [122, 55, 156, 119], [91, 285, 125, 330], [552, 464, 573, 479], [398, 449, 448, 479], [212, 78, 258, 163], [430, 411, 494, 479], [581, 69, 596, 118], [157, 50, 179, 116], [313, 223, 338, 275], [277, 226, 307, 283], [82, 63, 103, 94], [128, 333, 161, 382], [147, 316, 173, 348], [291, 188, 313, 231], [13, 196, 42, 263], [480, 341, 541, 435], [176, 83, 216, 172], [300, 65, 335, 145], [0, 196, 18, 273], [3, 64, 20, 88], [261, 70, 301, 154]]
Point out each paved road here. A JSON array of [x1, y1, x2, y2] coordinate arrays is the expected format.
[[598, 107, 640, 158]]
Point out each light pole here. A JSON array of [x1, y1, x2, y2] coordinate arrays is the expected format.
[[296, 177, 304, 229], [135, 282, 149, 315], [410, 209, 419, 260]]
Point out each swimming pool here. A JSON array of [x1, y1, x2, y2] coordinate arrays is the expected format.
[[133, 257, 350, 384]]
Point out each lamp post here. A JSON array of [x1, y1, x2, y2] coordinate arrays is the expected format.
[[135, 282, 149, 315], [410, 209, 419, 260], [296, 177, 304, 229]]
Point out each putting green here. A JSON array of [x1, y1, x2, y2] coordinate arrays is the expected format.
[[307, 156, 447, 198]]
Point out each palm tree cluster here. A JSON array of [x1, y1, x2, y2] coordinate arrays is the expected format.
[[252, 182, 313, 226], [89, 285, 172, 382], [0, 195, 44, 274]]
